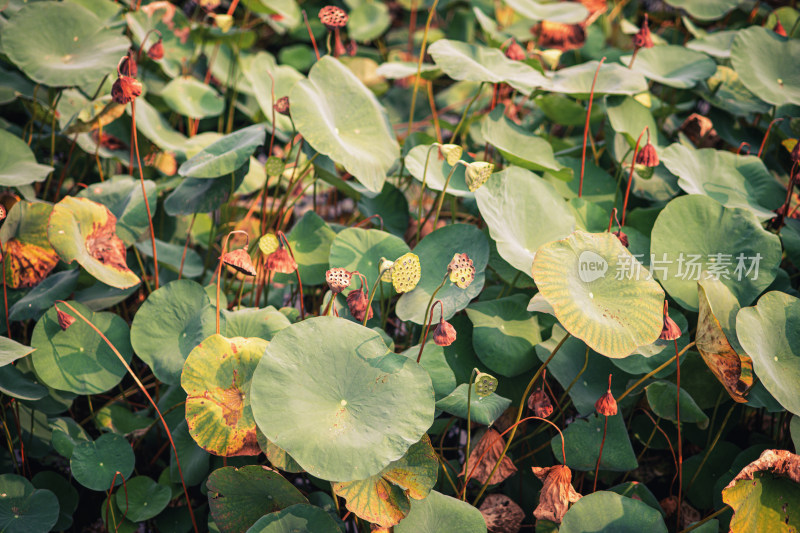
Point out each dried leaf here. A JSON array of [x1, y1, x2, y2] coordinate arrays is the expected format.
[[480, 494, 525, 533], [3, 239, 58, 288], [725, 449, 800, 489], [461, 429, 517, 486], [531, 465, 582, 523]]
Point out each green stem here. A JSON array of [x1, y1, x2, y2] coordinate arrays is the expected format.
[[433, 161, 466, 230], [593, 415, 609, 492], [416, 144, 440, 244], [406, 0, 440, 138], [678, 506, 731, 533], [452, 83, 484, 145], [686, 403, 735, 492], [418, 273, 449, 344], [463, 368, 477, 501], [361, 272, 383, 326], [618, 341, 695, 401]]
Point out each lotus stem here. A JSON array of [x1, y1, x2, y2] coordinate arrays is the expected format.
[[593, 374, 613, 492], [417, 300, 444, 363], [579, 57, 605, 198], [418, 273, 449, 344], [675, 338, 684, 531], [463, 367, 478, 500], [131, 100, 159, 290], [302, 11, 320, 61], [687, 403, 735, 492], [362, 272, 382, 326], [416, 143, 440, 244], [452, 83, 484, 145], [406, 0, 440, 139], [178, 213, 197, 280], [278, 231, 305, 320], [216, 230, 250, 334], [757, 117, 783, 158], [621, 126, 648, 227], [433, 160, 467, 230], [1, 242, 8, 340], [618, 341, 695, 401]]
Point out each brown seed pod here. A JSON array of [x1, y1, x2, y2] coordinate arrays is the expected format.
[[635, 142, 659, 167], [326, 268, 352, 294], [319, 5, 348, 29], [56, 307, 76, 330], [119, 52, 137, 77], [659, 302, 682, 340], [505, 39, 526, 61], [148, 38, 164, 60], [527, 389, 554, 418], [433, 318, 457, 346], [111, 76, 142, 105], [595, 375, 618, 416], [346, 288, 373, 322], [274, 96, 290, 116], [222, 249, 257, 276], [265, 247, 297, 274], [633, 14, 653, 49], [612, 230, 629, 248]]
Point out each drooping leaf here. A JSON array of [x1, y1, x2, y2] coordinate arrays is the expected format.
[[0, 129, 53, 187], [461, 429, 518, 486], [0, 336, 34, 367], [70, 433, 135, 491], [182, 334, 267, 457], [77, 176, 158, 246], [290, 56, 399, 193], [250, 317, 435, 481], [645, 381, 709, 426], [394, 490, 487, 533], [532, 230, 665, 358], [48, 197, 141, 289], [206, 465, 307, 533], [560, 491, 668, 532], [737, 291, 800, 416]]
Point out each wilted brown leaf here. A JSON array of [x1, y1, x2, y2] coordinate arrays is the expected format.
[[85, 214, 130, 273], [531, 465, 582, 523], [725, 449, 800, 489], [3, 239, 59, 288], [461, 429, 518, 486], [480, 493, 525, 533]]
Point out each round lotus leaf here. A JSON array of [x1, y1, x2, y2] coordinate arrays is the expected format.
[[394, 490, 487, 533], [548, 61, 649, 96], [434, 383, 511, 426], [731, 27, 800, 107], [659, 144, 785, 221], [560, 491, 668, 533], [328, 227, 411, 298], [737, 291, 800, 416], [161, 77, 225, 119], [70, 433, 135, 491], [48, 197, 140, 289], [247, 504, 341, 533], [428, 39, 548, 95], [182, 335, 267, 457], [503, 0, 588, 22], [1, 2, 129, 87], [207, 465, 307, 533], [532, 230, 665, 358], [131, 280, 217, 385], [251, 317, 435, 481], [115, 476, 171, 523], [347, 1, 391, 42], [396, 224, 489, 325], [0, 129, 53, 187], [31, 471, 78, 531], [723, 471, 800, 532], [0, 473, 60, 533], [291, 56, 399, 194], [178, 124, 265, 178], [221, 307, 291, 340], [475, 166, 575, 277], [31, 301, 132, 395], [649, 195, 782, 311], [623, 45, 716, 88]]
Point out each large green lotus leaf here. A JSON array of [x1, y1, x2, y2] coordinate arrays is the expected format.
[[687, 31, 738, 58], [328, 227, 411, 298], [649, 195, 782, 311], [169, 420, 210, 487], [737, 292, 800, 416], [1, 2, 129, 87], [130, 280, 217, 385], [31, 301, 132, 394], [401, 343, 457, 401], [133, 98, 191, 156], [645, 381, 709, 426], [179, 125, 265, 178], [0, 335, 34, 367], [660, 144, 785, 221], [396, 224, 489, 325], [704, 66, 771, 117], [30, 471, 78, 531], [115, 476, 171, 523], [560, 491, 668, 533], [532, 230, 664, 358], [503, 0, 588, 23], [536, 325, 635, 416], [161, 77, 225, 119], [548, 61, 648, 96], [405, 144, 475, 198], [723, 472, 800, 532], [182, 335, 267, 457], [552, 413, 638, 472], [48, 197, 140, 289], [246, 504, 341, 533], [70, 433, 135, 491], [475, 166, 575, 277], [465, 294, 542, 378], [482, 109, 572, 180], [207, 465, 308, 533], [622, 45, 716, 88], [0, 129, 53, 187], [435, 383, 511, 426], [239, 52, 303, 134], [273, 211, 336, 286], [291, 56, 399, 194], [334, 437, 437, 527], [10, 270, 79, 322], [221, 307, 291, 340], [77, 176, 158, 246], [0, 365, 47, 401], [427, 39, 549, 95], [165, 160, 248, 215], [250, 317, 435, 481], [0, 474, 59, 533], [348, 1, 391, 42], [731, 27, 800, 107], [394, 490, 487, 533]]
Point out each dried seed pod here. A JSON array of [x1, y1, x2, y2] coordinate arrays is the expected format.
[[111, 76, 142, 105], [274, 96, 290, 116], [56, 307, 76, 330], [222, 249, 257, 276], [505, 39, 526, 61], [612, 230, 629, 248], [433, 318, 457, 346], [633, 14, 653, 49], [528, 389, 554, 418], [448, 253, 475, 289], [659, 301, 682, 340], [635, 142, 659, 167], [390, 252, 421, 293], [378, 257, 394, 283], [479, 493, 525, 533], [319, 5, 348, 29], [265, 247, 297, 274], [326, 268, 352, 294], [475, 371, 498, 397], [147, 38, 164, 60], [346, 288, 373, 322], [465, 161, 494, 192], [119, 53, 137, 77], [538, 21, 585, 51], [0, 204, 6, 222], [595, 375, 618, 416]]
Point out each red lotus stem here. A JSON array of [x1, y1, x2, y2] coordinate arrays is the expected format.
[[303, 11, 320, 61], [1, 242, 8, 339], [216, 230, 250, 333], [758, 118, 783, 158], [579, 57, 606, 198], [106, 471, 129, 532], [675, 338, 683, 531], [621, 127, 648, 226], [417, 300, 444, 363], [279, 231, 305, 319], [131, 101, 159, 290]]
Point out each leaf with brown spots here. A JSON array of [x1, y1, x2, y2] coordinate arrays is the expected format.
[[47, 196, 140, 289], [461, 428, 518, 486], [531, 464, 582, 523], [182, 334, 267, 456], [0, 201, 59, 289]]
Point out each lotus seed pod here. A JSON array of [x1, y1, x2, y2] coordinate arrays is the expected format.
[[378, 257, 394, 282], [147, 38, 164, 60], [659, 302, 682, 341], [56, 307, 76, 330], [347, 288, 373, 322], [465, 161, 494, 192], [595, 375, 617, 416], [265, 247, 297, 274], [0, 205, 6, 221], [258, 233, 280, 257], [433, 318, 457, 346], [633, 14, 653, 49], [222, 249, 257, 276], [538, 21, 585, 52], [439, 144, 463, 166], [448, 253, 475, 289], [505, 39, 526, 61], [326, 268, 352, 294], [274, 96, 290, 116], [612, 230, 629, 248], [265, 156, 285, 177], [475, 371, 498, 397], [635, 142, 659, 167], [390, 252, 421, 293], [119, 53, 137, 77], [111, 76, 142, 105], [528, 389, 554, 418], [319, 5, 348, 29]]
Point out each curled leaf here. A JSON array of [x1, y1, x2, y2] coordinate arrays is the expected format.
[[531, 464, 582, 523], [725, 449, 800, 489], [461, 429, 517, 486]]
